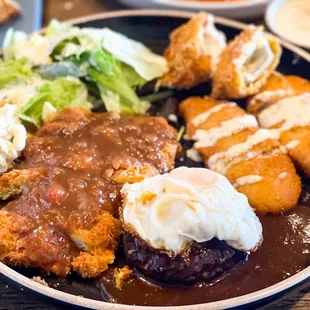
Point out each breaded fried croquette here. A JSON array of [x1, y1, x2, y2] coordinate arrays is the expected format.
[[247, 73, 310, 114], [160, 12, 226, 90], [247, 74, 310, 175], [211, 26, 282, 99], [180, 96, 301, 213], [257, 93, 310, 176]]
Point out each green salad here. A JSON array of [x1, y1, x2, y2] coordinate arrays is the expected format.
[[1, 20, 169, 127]]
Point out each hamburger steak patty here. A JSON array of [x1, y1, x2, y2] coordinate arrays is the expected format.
[[123, 232, 247, 286]]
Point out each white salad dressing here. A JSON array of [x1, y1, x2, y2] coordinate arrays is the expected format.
[[278, 172, 287, 179], [121, 167, 263, 255], [248, 89, 294, 107], [258, 93, 310, 138], [233, 175, 263, 188], [193, 115, 258, 148], [286, 140, 300, 150], [191, 102, 236, 127], [274, 0, 310, 47], [186, 148, 203, 162], [208, 129, 275, 174]]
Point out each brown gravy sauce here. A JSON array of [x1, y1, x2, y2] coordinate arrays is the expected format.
[[3, 110, 176, 275], [96, 203, 310, 306]]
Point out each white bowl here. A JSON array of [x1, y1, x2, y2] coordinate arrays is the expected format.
[[265, 0, 310, 50], [118, 0, 270, 20]]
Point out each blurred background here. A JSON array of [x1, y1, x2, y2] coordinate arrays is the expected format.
[[1, 0, 309, 51]]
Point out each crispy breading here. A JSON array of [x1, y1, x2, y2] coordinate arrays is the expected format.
[[114, 266, 132, 289], [180, 96, 301, 213], [211, 26, 281, 99], [160, 12, 226, 90], [247, 74, 310, 176], [0, 168, 45, 200], [68, 212, 122, 253], [71, 249, 115, 278], [0, 108, 178, 278], [247, 73, 310, 114]]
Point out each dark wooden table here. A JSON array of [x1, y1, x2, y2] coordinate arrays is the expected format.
[[0, 0, 308, 309]]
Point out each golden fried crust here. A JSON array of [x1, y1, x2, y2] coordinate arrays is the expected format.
[[211, 26, 282, 99], [180, 96, 245, 138], [247, 74, 310, 176], [68, 212, 122, 253], [180, 96, 301, 214], [247, 73, 310, 114], [225, 154, 301, 214], [160, 12, 222, 89], [114, 266, 132, 289], [68, 212, 121, 277], [71, 249, 115, 278], [280, 126, 310, 176], [286, 75, 310, 93], [0, 168, 45, 200]]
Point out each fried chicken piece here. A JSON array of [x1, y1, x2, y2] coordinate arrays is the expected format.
[[0, 0, 21, 24], [180, 96, 301, 213], [160, 12, 226, 90], [211, 26, 281, 99], [0, 168, 45, 200]]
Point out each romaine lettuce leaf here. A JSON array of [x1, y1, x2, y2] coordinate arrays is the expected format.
[[34, 61, 85, 80], [44, 20, 167, 82], [87, 48, 150, 114], [19, 77, 89, 127], [0, 57, 34, 88]]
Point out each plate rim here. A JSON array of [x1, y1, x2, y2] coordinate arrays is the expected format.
[[0, 9, 309, 310], [152, 0, 269, 10], [118, 0, 269, 10]]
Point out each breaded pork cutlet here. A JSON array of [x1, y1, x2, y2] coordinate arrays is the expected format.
[[0, 107, 178, 278]]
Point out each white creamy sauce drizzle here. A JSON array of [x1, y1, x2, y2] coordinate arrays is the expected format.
[[208, 129, 274, 174], [248, 89, 294, 107], [278, 172, 287, 179], [193, 114, 258, 148], [121, 167, 263, 254], [286, 140, 300, 150], [186, 148, 203, 162], [233, 175, 263, 188], [168, 113, 178, 123], [191, 102, 236, 127], [258, 93, 310, 138]]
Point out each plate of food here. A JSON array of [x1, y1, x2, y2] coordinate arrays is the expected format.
[[118, 0, 270, 20], [0, 9, 309, 310]]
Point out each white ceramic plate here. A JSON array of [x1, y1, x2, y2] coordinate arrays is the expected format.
[[265, 0, 310, 50], [0, 10, 309, 310], [117, 0, 270, 20]]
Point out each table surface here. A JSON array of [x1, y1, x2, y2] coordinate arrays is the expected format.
[[0, 0, 309, 309]]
